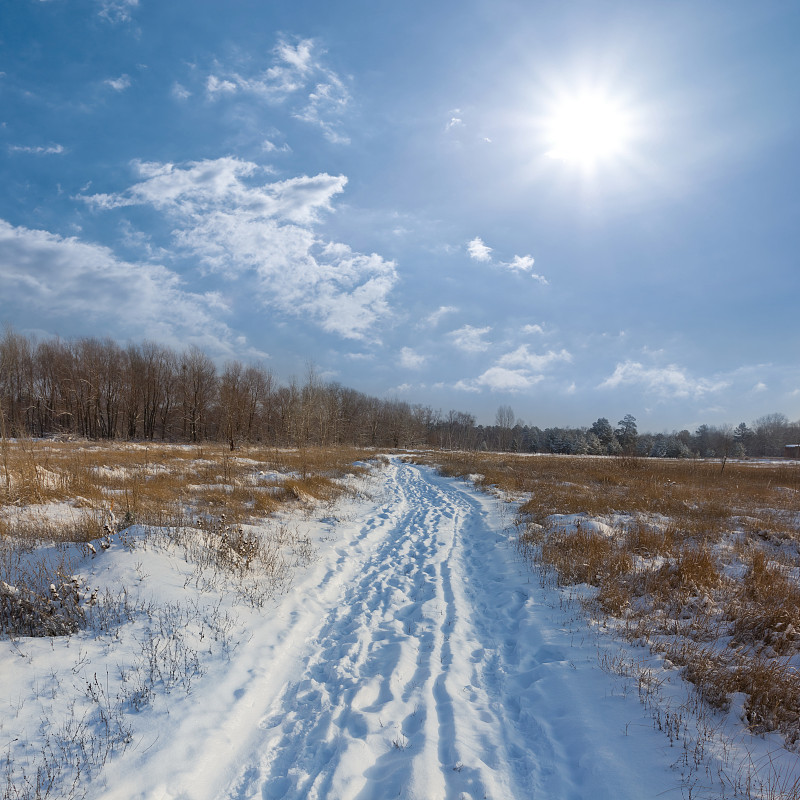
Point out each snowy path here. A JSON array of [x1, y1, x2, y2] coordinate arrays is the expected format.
[[95, 458, 681, 800]]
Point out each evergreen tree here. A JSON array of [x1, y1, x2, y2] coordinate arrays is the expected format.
[[615, 414, 638, 454]]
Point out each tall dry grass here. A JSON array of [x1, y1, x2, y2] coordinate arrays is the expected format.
[[419, 450, 800, 755], [0, 440, 373, 538]]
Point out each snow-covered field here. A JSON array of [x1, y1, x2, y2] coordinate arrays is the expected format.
[[3, 457, 799, 799]]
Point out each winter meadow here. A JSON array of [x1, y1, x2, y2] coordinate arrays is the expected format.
[[2, 326, 800, 797], [3, 1, 800, 798]]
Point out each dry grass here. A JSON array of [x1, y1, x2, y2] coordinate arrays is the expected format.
[[429, 451, 799, 536], [539, 521, 632, 588], [416, 450, 800, 755], [0, 440, 375, 540], [0, 440, 379, 637], [729, 550, 800, 656]]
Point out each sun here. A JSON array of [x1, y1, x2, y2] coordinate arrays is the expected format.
[[544, 90, 632, 168]]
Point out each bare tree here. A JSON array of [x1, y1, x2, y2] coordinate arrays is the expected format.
[[218, 360, 270, 449], [753, 413, 790, 457], [0, 326, 35, 436], [495, 405, 516, 451], [179, 346, 216, 442]]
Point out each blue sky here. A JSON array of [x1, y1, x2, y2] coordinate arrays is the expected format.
[[1, 0, 798, 430]]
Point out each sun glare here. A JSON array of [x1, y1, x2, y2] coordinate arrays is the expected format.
[[545, 91, 632, 168]]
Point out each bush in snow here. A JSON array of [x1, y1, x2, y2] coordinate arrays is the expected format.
[[0, 574, 85, 637]]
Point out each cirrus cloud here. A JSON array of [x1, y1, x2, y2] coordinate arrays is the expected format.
[[97, 0, 138, 23], [205, 37, 351, 144]]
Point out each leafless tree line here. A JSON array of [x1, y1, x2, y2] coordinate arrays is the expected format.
[[0, 327, 466, 449], [2, 326, 797, 455]]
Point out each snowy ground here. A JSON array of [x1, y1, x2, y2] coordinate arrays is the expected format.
[[3, 457, 799, 799]]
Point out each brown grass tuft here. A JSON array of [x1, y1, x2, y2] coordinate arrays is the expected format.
[[540, 521, 632, 588]]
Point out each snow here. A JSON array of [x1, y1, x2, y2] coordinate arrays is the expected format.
[[3, 457, 800, 799]]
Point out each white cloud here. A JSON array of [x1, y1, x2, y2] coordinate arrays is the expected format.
[[506, 254, 535, 272], [497, 345, 572, 372], [83, 157, 396, 341], [752, 382, 768, 393], [86, 158, 345, 224], [467, 237, 492, 263], [400, 347, 426, 370], [97, 0, 138, 23], [502, 254, 548, 284], [206, 75, 238, 96], [172, 82, 192, 101], [293, 74, 352, 145], [467, 239, 546, 282], [445, 108, 464, 131], [454, 344, 571, 393], [205, 37, 350, 143], [500, 254, 548, 284], [0, 219, 236, 355], [262, 139, 291, 154], [448, 325, 492, 353], [599, 361, 729, 398], [522, 323, 545, 335], [104, 74, 131, 92], [457, 367, 542, 393], [478, 367, 540, 391], [9, 144, 65, 155], [423, 305, 458, 327], [268, 38, 315, 90]]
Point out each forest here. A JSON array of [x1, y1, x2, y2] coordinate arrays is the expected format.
[[1, 326, 798, 457]]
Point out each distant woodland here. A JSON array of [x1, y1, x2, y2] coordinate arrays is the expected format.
[[1, 327, 798, 457]]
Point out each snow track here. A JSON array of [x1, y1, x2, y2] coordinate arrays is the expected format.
[[96, 458, 680, 800], [230, 460, 532, 800]]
